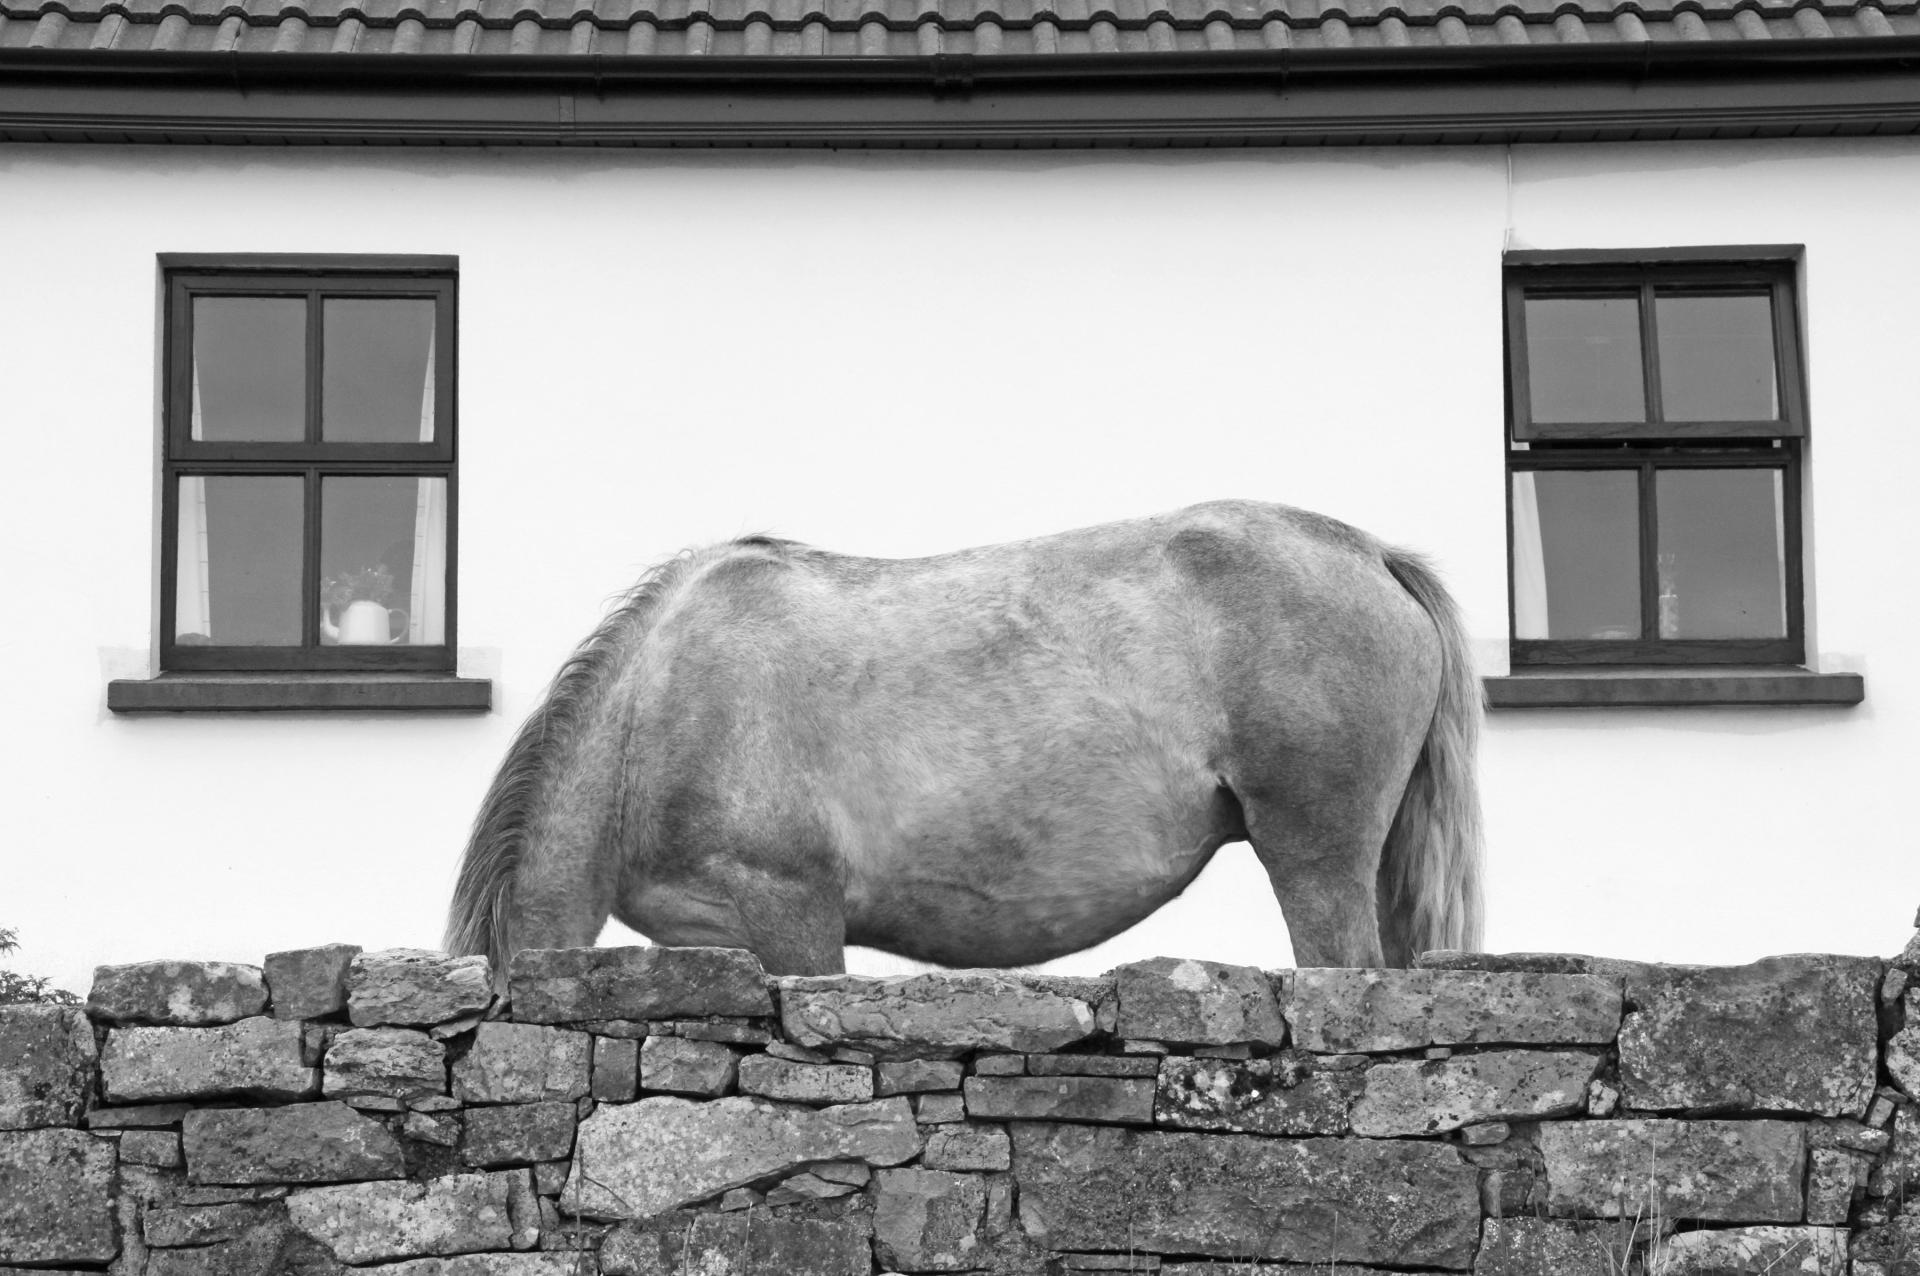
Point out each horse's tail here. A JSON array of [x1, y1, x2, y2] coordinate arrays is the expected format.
[[443, 551, 703, 984], [1376, 545, 1485, 967]]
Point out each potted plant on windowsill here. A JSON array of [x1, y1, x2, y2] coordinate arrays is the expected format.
[[320, 564, 409, 645]]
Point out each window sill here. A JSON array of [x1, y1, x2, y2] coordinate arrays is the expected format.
[[1484, 667, 1864, 710], [108, 673, 493, 714]]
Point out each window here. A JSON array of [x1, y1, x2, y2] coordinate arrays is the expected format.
[[160, 255, 456, 674], [1504, 249, 1804, 667]]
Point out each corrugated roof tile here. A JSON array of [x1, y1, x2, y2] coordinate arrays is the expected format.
[[1792, 4, 1830, 30], [149, 10, 188, 45]]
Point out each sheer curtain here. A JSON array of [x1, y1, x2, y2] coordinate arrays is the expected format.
[[175, 364, 213, 641], [408, 332, 447, 645], [1509, 463, 1549, 640]]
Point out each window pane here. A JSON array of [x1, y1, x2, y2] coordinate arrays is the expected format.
[[1511, 470, 1641, 640], [1655, 292, 1779, 423], [175, 476, 303, 645], [323, 299, 437, 444], [1655, 469, 1787, 639], [192, 298, 306, 442], [321, 476, 447, 646], [1522, 294, 1647, 425]]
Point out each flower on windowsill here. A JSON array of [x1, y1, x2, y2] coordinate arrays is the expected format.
[[322, 564, 396, 610]]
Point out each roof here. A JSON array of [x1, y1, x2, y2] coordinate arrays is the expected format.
[[2, 0, 1916, 56]]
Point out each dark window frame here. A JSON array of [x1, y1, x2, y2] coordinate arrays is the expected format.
[[1504, 248, 1806, 669], [159, 254, 458, 674]]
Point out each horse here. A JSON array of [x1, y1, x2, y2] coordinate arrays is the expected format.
[[444, 500, 1483, 980]]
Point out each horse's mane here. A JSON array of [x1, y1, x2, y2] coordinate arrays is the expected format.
[[443, 535, 801, 977]]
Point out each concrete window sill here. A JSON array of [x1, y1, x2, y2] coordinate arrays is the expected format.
[[1484, 668, 1863, 710], [107, 673, 493, 713]]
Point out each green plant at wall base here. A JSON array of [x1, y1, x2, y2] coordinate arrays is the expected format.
[[0, 927, 80, 1006]]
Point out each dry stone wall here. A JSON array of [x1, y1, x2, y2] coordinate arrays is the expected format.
[[9, 934, 1920, 1275]]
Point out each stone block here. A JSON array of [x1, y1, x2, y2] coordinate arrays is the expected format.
[[1472, 1217, 1613, 1276], [182, 1101, 404, 1184], [372, 1257, 588, 1275], [461, 1102, 575, 1167], [1807, 1147, 1865, 1226], [639, 1035, 738, 1097], [284, 1171, 520, 1264], [1011, 1121, 1480, 1268], [1350, 1049, 1601, 1137], [508, 946, 772, 1023], [763, 1171, 860, 1206], [88, 960, 268, 1027], [737, 1054, 874, 1105], [142, 1201, 347, 1276], [0, 1005, 96, 1129], [876, 1060, 965, 1095], [1028, 1054, 1160, 1078], [779, 971, 1097, 1059], [264, 944, 361, 1020], [963, 1075, 1154, 1124], [85, 1103, 192, 1130], [119, 1129, 183, 1168], [1618, 956, 1880, 1117], [1657, 1225, 1847, 1273], [872, 1167, 986, 1272], [922, 1124, 1011, 1171], [599, 1210, 868, 1276], [915, 1093, 965, 1123], [1112, 957, 1287, 1047], [142, 1200, 283, 1247], [562, 1095, 920, 1219], [324, 1026, 447, 1101], [0, 1129, 117, 1265], [451, 1023, 591, 1105], [1154, 1053, 1364, 1137], [655, 1018, 772, 1045], [404, 1111, 461, 1148], [971, 1053, 1025, 1075], [347, 950, 493, 1029], [1539, 1119, 1806, 1222], [101, 1017, 319, 1103], [1286, 969, 1622, 1053], [592, 1036, 639, 1102]]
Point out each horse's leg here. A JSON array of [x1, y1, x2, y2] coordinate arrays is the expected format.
[[1242, 809, 1392, 968], [508, 835, 619, 957]]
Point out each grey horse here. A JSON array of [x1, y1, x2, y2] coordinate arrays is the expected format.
[[445, 500, 1483, 977]]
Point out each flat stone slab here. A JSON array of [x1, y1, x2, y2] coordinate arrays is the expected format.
[[1617, 956, 1881, 1118], [922, 1125, 1012, 1172], [639, 1035, 738, 1097], [88, 960, 268, 1027], [737, 1055, 873, 1105], [779, 972, 1098, 1060], [372, 1257, 588, 1276], [508, 946, 772, 1023], [1011, 1121, 1480, 1268], [1155, 1053, 1364, 1137], [1472, 1217, 1614, 1276], [1286, 969, 1622, 1054], [450, 1023, 591, 1105], [348, 950, 493, 1029], [599, 1210, 870, 1276], [285, 1171, 520, 1264], [963, 1075, 1154, 1125], [1657, 1225, 1847, 1274], [1540, 1119, 1806, 1222], [183, 1101, 405, 1184], [324, 1027, 447, 1102], [101, 1017, 320, 1103], [562, 1095, 921, 1219], [872, 1167, 987, 1272], [460, 1101, 576, 1167], [0, 1006, 96, 1129], [1111, 957, 1287, 1047], [876, 1060, 965, 1095], [265, 944, 361, 1021], [0, 1129, 118, 1266], [1349, 1049, 1602, 1137]]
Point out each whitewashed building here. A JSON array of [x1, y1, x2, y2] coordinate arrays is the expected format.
[[2, 4, 1913, 992]]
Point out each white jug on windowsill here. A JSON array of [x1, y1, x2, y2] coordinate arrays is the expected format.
[[322, 600, 410, 645]]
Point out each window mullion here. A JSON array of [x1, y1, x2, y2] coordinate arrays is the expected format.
[[302, 468, 322, 652], [1639, 281, 1664, 431], [1640, 461, 1660, 643], [306, 289, 324, 446]]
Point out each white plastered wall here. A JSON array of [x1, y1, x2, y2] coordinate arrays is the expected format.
[[0, 137, 1912, 996]]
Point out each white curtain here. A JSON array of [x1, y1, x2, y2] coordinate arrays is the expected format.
[[1510, 462, 1549, 640], [408, 331, 447, 645], [175, 363, 213, 641]]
